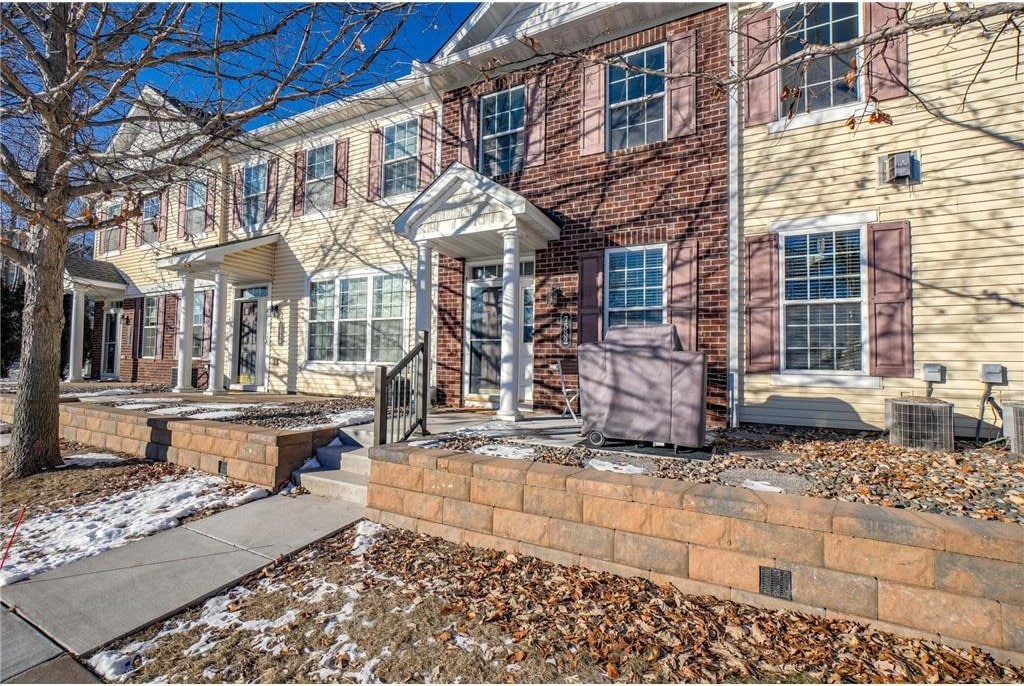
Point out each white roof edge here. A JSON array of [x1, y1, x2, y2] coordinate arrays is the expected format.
[[156, 233, 280, 270]]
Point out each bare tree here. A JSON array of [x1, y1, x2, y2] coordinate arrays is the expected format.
[[0, 2, 416, 479]]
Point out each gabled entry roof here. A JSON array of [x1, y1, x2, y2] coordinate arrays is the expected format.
[[156, 233, 280, 280], [394, 163, 560, 259], [65, 255, 127, 286]]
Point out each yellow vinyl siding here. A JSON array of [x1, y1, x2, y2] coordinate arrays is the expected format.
[[739, 3, 1024, 435]]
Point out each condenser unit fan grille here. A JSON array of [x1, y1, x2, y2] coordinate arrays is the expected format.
[[886, 397, 954, 452], [1004, 402, 1024, 456]]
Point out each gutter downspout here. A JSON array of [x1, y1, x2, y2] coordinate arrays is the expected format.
[[727, 4, 742, 429]]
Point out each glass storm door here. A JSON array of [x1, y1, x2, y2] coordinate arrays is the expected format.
[[101, 307, 120, 378], [235, 300, 261, 386], [468, 283, 502, 396]]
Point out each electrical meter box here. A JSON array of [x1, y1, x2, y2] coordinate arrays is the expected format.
[[921, 363, 946, 383], [980, 364, 1007, 385]]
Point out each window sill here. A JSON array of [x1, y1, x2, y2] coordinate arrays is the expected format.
[[102, 250, 121, 258], [302, 361, 379, 373], [378, 192, 419, 207], [183, 232, 208, 241], [767, 101, 875, 134], [295, 209, 339, 223], [769, 373, 881, 389]]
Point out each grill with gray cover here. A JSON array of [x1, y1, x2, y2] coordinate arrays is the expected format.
[[578, 325, 706, 449]]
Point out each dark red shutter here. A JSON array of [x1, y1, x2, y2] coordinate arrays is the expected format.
[[667, 31, 697, 139], [458, 95, 478, 169], [523, 75, 546, 167], [266, 157, 279, 221], [580, 63, 605, 155], [202, 290, 213, 357], [232, 170, 243, 229], [745, 233, 780, 373], [177, 184, 187, 238], [334, 137, 349, 208], [134, 298, 144, 359], [866, 3, 909, 101], [668, 239, 698, 351], [578, 251, 604, 344], [133, 211, 142, 247], [868, 220, 913, 377], [118, 215, 127, 251], [743, 9, 779, 127], [158, 188, 168, 242], [293, 150, 306, 217], [418, 113, 436, 188], [204, 174, 216, 233], [155, 295, 166, 359], [367, 130, 382, 201]]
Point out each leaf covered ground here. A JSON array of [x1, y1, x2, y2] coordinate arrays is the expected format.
[[95, 523, 1022, 684]]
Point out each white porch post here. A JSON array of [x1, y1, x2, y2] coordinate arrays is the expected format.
[[173, 274, 195, 393], [496, 229, 521, 422], [415, 241, 434, 332], [67, 287, 86, 381], [205, 268, 228, 395]]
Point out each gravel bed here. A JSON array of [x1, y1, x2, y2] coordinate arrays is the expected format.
[[427, 426, 1024, 523], [230, 397, 373, 429], [93, 396, 373, 430], [0, 381, 170, 395]]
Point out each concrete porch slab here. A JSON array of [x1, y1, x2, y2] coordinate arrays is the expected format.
[[0, 607, 62, 682]]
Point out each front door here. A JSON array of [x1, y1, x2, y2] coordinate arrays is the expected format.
[[233, 286, 268, 389], [100, 304, 121, 379]]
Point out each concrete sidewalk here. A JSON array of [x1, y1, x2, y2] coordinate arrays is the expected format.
[[1, 493, 362, 672]]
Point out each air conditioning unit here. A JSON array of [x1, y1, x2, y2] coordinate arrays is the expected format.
[[879, 150, 919, 185], [886, 397, 953, 451], [1004, 401, 1024, 456]]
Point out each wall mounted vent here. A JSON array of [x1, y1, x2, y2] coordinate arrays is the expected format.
[[759, 566, 792, 600], [879, 151, 919, 185]]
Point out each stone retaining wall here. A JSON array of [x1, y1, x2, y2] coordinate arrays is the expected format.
[[0, 396, 334, 488], [366, 444, 1024, 665]]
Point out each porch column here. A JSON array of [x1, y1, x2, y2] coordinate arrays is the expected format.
[[496, 229, 521, 422], [173, 274, 195, 393], [205, 267, 227, 395], [415, 241, 434, 332], [67, 287, 86, 381]]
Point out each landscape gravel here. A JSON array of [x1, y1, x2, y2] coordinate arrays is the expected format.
[[432, 425, 1024, 523], [94, 396, 374, 430]]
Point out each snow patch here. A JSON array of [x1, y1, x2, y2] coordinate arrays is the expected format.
[[63, 452, 125, 467], [299, 457, 322, 472], [66, 388, 141, 398], [472, 443, 535, 460], [351, 520, 385, 556], [741, 479, 785, 493], [189, 409, 242, 420], [586, 458, 649, 474], [148, 405, 197, 416]]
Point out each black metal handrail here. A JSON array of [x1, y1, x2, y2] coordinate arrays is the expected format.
[[372, 330, 429, 445]]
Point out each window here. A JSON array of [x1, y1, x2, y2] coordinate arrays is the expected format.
[[608, 45, 666, 151], [140, 195, 160, 244], [305, 143, 334, 212], [779, 3, 860, 115], [242, 163, 267, 228], [382, 121, 418, 197], [480, 87, 525, 176], [782, 228, 863, 371], [185, 178, 207, 236], [191, 292, 207, 358], [307, 274, 406, 364], [468, 262, 534, 280], [141, 297, 158, 357], [606, 246, 665, 327], [101, 201, 122, 254]]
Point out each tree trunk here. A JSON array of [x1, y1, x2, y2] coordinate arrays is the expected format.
[[2, 226, 68, 481]]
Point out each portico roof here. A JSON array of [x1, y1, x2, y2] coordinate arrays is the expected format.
[[394, 163, 560, 259], [156, 233, 279, 280], [63, 255, 127, 298]]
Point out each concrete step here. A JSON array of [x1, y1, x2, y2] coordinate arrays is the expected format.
[[294, 468, 368, 504], [339, 450, 371, 476]]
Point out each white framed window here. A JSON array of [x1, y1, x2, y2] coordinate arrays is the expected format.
[[100, 201, 123, 254], [184, 178, 207, 236], [608, 44, 666, 151], [781, 226, 866, 372], [479, 86, 525, 176], [141, 296, 158, 357], [242, 162, 268, 228], [382, 121, 418, 197], [779, 3, 861, 116], [140, 194, 160, 244], [307, 273, 406, 364], [605, 245, 666, 328], [305, 143, 334, 213], [191, 292, 207, 358]]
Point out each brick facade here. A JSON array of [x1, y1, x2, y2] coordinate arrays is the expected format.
[[367, 445, 1024, 665], [434, 7, 730, 423]]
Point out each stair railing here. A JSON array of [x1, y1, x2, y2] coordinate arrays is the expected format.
[[372, 329, 430, 445]]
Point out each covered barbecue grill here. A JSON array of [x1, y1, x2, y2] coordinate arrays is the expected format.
[[578, 325, 706, 449]]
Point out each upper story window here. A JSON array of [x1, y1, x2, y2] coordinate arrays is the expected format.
[[305, 143, 334, 213], [243, 162, 268, 228], [779, 3, 860, 115], [782, 228, 864, 371], [140, 296, 158, 357], [184, 178, 207, 236], [480, 86, 525, 176], [608, 45, 666, 151], [140, 194, 161, 244], [382, 121, 418, 197], [605, 245, 665, 327], [100, 201, 123, 254]]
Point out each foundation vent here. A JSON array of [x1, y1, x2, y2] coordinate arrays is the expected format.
[[759, 566, 792, 600]]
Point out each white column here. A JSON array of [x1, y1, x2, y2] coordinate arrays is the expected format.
[[205, 268, 228, 395], [173, 275, 195, 393], [67, 287, 86, 382], [415, 241, 433, 333], [496, 229, 521, 422]]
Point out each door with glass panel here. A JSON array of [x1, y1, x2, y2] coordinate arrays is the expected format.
[[100, 303, 121, 379], [233, 286, 268, 388]]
